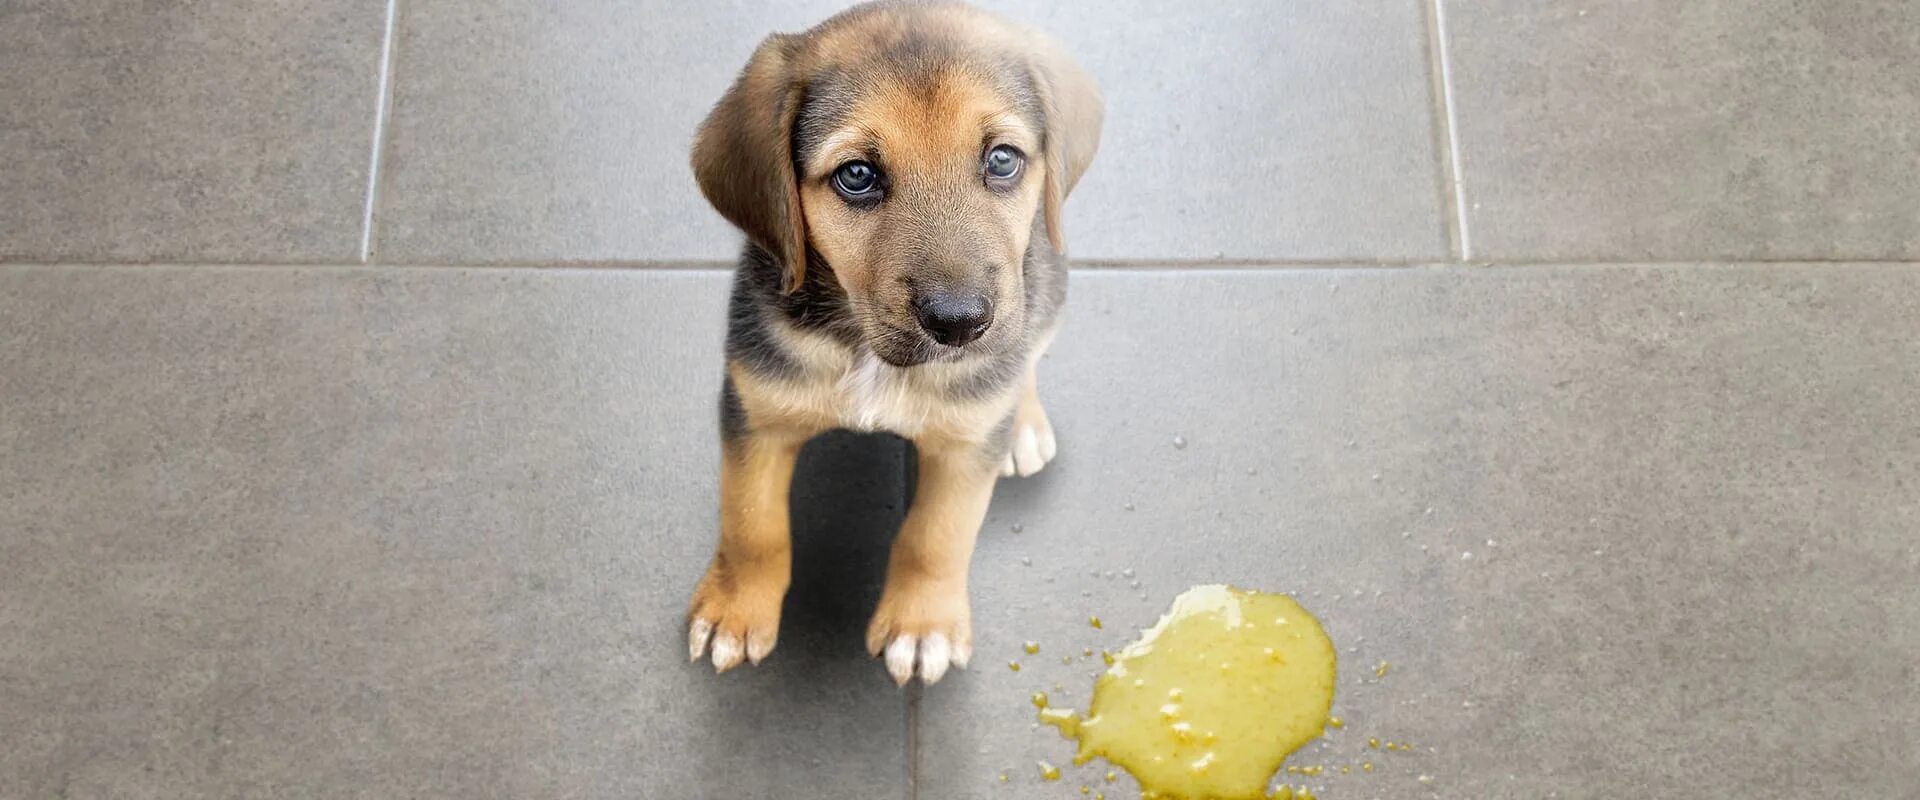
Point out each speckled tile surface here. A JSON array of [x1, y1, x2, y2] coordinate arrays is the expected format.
[[1445, 0, 1920, 260], [0, 1, 387, 263], [5, 265, 1917, 797], [372, 0, 1444, 264]]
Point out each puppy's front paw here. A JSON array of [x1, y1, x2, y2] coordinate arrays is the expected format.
[[866, 579, 973, 686], [687, 565, 784, 673], [1000, 395, 1057, 478]]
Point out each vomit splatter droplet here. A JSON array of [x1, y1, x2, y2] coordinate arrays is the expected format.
[[1039, 707, 1079, 732], [1025, 641, 1042, 655], [1038, 761, 1061, 781], [1089, 615, 1104, 630], [1039, 585, 1336, 800]]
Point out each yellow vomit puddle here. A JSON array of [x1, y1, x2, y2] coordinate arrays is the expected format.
[[1038, 585, 1336, 800]]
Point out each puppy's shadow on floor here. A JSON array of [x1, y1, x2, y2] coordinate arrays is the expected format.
[[780, 430, 914, 657], [684, 431, 914, 789], [685, 431, 1061, 789], [778, 430, 1062, 654]]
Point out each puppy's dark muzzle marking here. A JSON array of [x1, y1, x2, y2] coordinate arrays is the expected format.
[[913, 290, 994, 347]]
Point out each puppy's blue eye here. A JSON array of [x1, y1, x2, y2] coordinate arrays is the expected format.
[[984, 145, 1023, 181], [833, 161, 879, 197]]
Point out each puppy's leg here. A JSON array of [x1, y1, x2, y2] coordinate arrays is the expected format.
[[867, 439, 999, 685], [688, 427, 802, 672], [1000, 363, 1057, 478]]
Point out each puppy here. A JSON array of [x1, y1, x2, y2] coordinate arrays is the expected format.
[[686, 1, 1102, 686]]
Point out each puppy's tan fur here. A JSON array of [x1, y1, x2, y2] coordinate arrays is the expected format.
[[687, 1, 1101, 685]]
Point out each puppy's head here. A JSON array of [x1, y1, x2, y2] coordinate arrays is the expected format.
[[693, 2, 1102, 366]]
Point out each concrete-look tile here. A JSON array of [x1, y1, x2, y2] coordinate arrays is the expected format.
[[921, 267, 1920, 798], [971, 1, 1446, 262], [1445, 0, 1920, 260], [0, 267, 909, 798], [372, 0, 847, 265], [0, 1, 387, 263], [375, 1, 1444, 264]]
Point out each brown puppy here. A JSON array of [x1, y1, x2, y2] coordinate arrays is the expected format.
[[687, 1, 1102, 685]]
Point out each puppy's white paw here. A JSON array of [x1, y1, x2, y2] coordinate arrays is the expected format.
[[1001, 405, 1057, 478], [878, 632, 972, 685], [687, 566, 783, 673], [868, 585, 973, 686], [688, 612, 778, 673]]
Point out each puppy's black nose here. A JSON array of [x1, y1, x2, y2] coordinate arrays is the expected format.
[[914, 291, 993, 347]]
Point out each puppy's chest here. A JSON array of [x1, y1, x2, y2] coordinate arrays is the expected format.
[[758, 340, 994, 439], [739, 323, 1015, 441], [824, 353, 949, 436]]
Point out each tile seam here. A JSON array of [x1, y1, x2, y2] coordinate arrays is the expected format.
[[1424, 0, 1472, 261], [357, 0, 401, 263], [7, 260, 1919, 271]]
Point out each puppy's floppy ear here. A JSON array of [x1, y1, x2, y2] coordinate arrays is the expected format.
[[692, 34, 809, 293], [1027, 32, 1104, 254]]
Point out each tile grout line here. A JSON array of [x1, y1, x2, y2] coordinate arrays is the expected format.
[[357, 0, 401, 264], [905, 682, 921, 800], [1423, 0, 1472, 262], [1418, 0, 1458, 260], [10, 258, 1920, 271]]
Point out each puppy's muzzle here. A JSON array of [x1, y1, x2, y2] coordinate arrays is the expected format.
[[913, 289, 994, 347]]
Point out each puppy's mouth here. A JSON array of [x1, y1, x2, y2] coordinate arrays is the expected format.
[[868, 325, 973, 368], [869, 330, 941, 367]]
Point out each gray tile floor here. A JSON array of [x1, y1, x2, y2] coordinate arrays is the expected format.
[[2, 2, 1918, 798]]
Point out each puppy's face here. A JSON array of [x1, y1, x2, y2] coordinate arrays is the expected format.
[[692, 3, 1103, 368], [796, 69, 1045, 366]]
